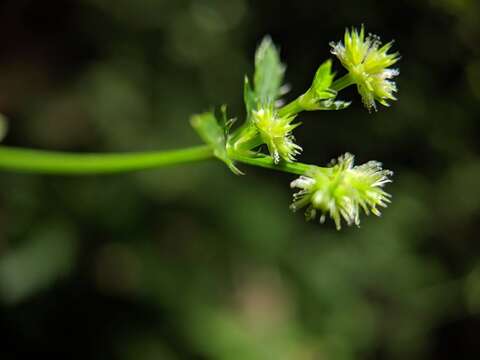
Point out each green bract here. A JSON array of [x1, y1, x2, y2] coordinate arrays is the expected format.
[[190, 109, 243, 175], [330, 26, 400, 111], [290, 153, 392, 229], [253, 37, 286, 107], [296, 60, 351, 112]]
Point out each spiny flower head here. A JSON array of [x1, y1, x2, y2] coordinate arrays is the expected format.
[[330, 26, 400, 111], [290, 153, 392, 229], [252, 107, 302, 164]]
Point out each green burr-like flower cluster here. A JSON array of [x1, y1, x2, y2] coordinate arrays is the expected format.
[[252, 107, 301, 163], [330, 26, 400, 111], [192, 26, 399, 229], [290, 153, 392, 229]]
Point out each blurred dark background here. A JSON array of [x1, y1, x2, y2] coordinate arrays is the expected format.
[[1, 0, 480, 359]]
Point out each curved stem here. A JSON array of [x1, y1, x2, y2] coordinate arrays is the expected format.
[[230, 152, 314, 175], [331, 74, 355, 92], [278, 99, 304, 118], [0, 144, 316, 176], [0, 145, 214, 175]]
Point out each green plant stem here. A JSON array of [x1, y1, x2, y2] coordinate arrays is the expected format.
[[230, 152, 314, 175], [0, 145, 316, 176], [278, 99, 304, 117], [331, 74, 355, 92], [0, 145, 214, 175], [278, 74, 355, 117]]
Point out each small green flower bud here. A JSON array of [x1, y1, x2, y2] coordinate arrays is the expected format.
[[297, 60, 351, 112], [252, 107, 302, 164], [290, 153, 392, 229], [330, 26, 400, 111]]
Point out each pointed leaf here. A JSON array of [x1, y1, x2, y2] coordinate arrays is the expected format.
[[254, 36, 285, 106], [312, 60, 336, 99], [190, 111, 243, 175], [243, 76, 256, 121], [219, 105, 236, 137]]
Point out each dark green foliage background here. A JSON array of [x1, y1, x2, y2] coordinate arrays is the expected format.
[[1, 0, 480, 359]]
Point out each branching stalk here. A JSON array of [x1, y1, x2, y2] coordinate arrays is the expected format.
[[0, 27, 400, 228], [0, 145, 316, 176]]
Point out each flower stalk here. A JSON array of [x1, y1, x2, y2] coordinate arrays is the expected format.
[[0, 26, 400, 229], [0, 145, 215, 175], [0, 144, 319, 177]]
